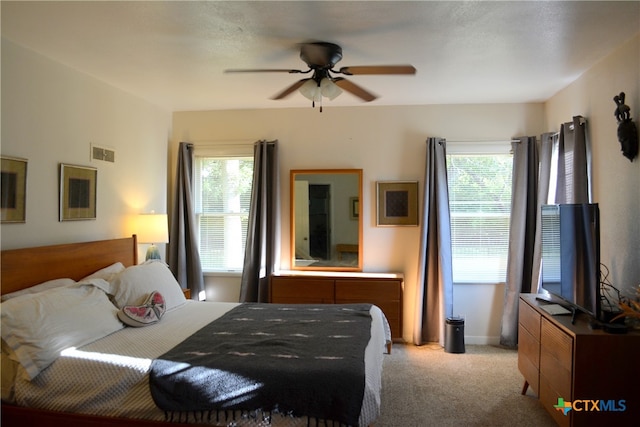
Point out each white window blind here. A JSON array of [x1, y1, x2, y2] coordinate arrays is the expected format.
[[446, 152, 513, 283], [194, 156, 253, 272]]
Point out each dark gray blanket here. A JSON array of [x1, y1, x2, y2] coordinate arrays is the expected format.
[[149, 303, 373, 426]]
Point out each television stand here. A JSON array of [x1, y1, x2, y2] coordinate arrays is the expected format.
[[518, 294, 639, 426]]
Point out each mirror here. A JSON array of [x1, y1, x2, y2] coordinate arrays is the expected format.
[[291, 169, 363, 271]]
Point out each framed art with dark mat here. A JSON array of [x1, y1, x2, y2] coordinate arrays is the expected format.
[[60, 163, 97, 221], [376, 181, 418, 226]]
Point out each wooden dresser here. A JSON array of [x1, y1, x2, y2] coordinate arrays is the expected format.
[[518, 294, 639, 426], [270, 271, 403, 341]]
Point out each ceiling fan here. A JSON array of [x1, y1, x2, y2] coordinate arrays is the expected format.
[[225, 41, 416, 111]]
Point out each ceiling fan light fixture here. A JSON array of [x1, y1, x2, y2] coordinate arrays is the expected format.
[[321, 78, 342, 100], [299, 79, 320, 101]]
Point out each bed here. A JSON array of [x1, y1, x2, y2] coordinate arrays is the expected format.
[[1, 236, 388, 427]]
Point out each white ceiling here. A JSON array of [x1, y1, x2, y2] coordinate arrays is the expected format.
[[2, 1, 639, 112]]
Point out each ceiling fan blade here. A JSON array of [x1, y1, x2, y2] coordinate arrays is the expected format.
[[338, 65, 416, 75], [333, 77, 377, 102], [272, 78, 312, 100], [225, 68, 307, 74]]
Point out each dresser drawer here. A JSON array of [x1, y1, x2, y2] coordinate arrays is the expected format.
[[540, 349, 572, 399], [335, 280, 401, 301], [519, 298, 541, 340], [270, 278, 334, 303], [540, 317, 572, 400], [518, 323, 540, 395], [541, 318, 573, 372], [539, 375, 571, 427]]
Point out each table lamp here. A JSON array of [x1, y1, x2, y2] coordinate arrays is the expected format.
[[137, 213, 169, 261]]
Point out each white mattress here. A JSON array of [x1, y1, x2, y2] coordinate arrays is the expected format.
[[10, 301, 387, 426]]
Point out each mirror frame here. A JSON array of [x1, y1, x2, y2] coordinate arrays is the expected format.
[[290, 169, 363, 271]]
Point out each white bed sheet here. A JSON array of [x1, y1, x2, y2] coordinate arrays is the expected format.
[[11, 301, 387, 426]]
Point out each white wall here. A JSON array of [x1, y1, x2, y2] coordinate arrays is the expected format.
[[545, 33, 640, 296], [172, 103, 546, 344], [1, 39, 171, 254]]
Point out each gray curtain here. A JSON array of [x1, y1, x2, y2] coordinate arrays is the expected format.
[[168, 142, 204, 299], [239, 140, 280, 303], [500, 136, 539, 348], [531, 132, 557, 293], [555, 116, 590, 204], [414, 138, 453, 346]]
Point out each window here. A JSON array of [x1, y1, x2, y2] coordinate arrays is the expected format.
[[194, 155, 253, 272], [446, 146, 513, 283]]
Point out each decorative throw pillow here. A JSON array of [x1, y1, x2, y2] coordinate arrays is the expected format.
[[117, 291, 166, 327], [110, 262, 186, 311]]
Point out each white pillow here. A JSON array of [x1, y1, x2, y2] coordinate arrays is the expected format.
[[110, 262, 186, 312], [1, 340, 19, 402], [1, 278, 76, 302], [80, 262, 126, 282], [0, 282, 123, 380]]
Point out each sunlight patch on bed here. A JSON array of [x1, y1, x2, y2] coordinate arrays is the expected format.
[[60, 347, 152, 371], [160, 363, 264, 405]]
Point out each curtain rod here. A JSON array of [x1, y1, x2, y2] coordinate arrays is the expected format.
[[182, 140, 256, 147], [443, 139, 522, 144]]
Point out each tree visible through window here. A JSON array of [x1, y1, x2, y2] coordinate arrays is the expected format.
[[446, 153, 513, 283], [194, 157, 253, 272]]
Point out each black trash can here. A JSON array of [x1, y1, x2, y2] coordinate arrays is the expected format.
[[445, 317, 465, 353]]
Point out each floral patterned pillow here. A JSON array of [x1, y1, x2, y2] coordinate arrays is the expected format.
[[117, 291, 166, 327]]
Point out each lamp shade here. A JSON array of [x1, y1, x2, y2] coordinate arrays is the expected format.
[[137, 213, 169, 244], [320, 78, 342, 100], [299, 79, 321, 102]]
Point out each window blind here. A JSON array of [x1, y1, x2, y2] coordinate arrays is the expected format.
[[194, 156, 253, 272], [446, 153, 513, 283]]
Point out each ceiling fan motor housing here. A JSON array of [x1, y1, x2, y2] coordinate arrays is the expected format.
[[300, 42, 343, 69]]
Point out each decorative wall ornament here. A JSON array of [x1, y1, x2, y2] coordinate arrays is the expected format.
[[59, 163, 97, 221], [376, 181, 419, 226], [613, 92, 638, 161], [1, 156, 28, 223]]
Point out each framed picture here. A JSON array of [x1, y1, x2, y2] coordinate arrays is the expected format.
[[60, 164, 97, 221], [1, 156, 28, 223], [376, 181, 419, 226], [350, 196, 359, 220]]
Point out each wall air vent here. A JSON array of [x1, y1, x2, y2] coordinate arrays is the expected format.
[[91, 144, 115, 163]]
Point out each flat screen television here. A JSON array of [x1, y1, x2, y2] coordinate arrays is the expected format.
[[540, 203, 601, 319]]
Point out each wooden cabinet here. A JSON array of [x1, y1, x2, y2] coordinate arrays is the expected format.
[[518, 294, 639, 426], [270, 272, 403, 341]]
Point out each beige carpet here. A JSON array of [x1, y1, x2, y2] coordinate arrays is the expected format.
[[376, 344, 556, 426]]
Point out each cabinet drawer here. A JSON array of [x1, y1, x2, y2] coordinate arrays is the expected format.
[[518, 323, 540, 395], [540, 350, 572, 399], [519, 298, 541, 340], [541, 318, 573, 372], [539, 375, 571, 427], [540, 318, 572, 400], [270, 278, 334, 303], [335, 280, 401, 300], [518, 322, 540, 369]]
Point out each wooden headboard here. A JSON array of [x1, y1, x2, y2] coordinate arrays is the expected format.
[[1, 236, 138, 295]]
